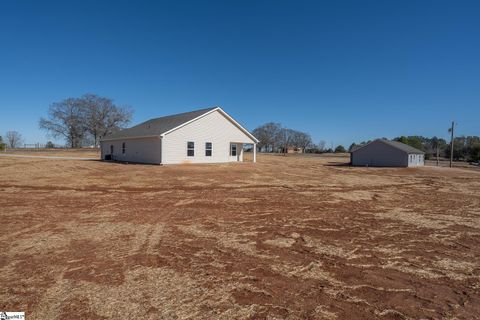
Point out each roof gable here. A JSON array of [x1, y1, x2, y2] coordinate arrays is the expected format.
[[101, 107, 258, 143], [161, 107, 258, 143]]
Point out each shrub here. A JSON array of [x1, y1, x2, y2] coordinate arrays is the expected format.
[[335, 145, 347, 153]]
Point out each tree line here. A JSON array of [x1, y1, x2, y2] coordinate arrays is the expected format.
[[252, 123, 313, 153], [447, 136, 480, 161], [39, 94, 132, 148], [349, 135, 480, 162], [252, 122, 350, 154]]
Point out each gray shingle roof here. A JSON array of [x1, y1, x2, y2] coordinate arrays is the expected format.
[[352, 139, 425, 154], [102, 107, 217, 140], [381, 139, 425, 154]]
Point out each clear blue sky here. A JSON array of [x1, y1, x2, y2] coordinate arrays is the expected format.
[[1, 0, 478, 147]]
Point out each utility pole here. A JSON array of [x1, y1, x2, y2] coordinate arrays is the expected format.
[[449, 121, 455, 168]]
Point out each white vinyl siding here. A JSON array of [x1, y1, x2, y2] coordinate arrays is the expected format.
[[101, 137, 161, 164], [162, 110, 254, 164]]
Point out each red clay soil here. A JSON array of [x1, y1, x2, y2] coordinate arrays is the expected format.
[[0, 154, 479, 319]]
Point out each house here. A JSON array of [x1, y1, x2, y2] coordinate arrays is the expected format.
[[350, 139, 425, 167], [287, 147, 304, 154], [100, 107, 258, 165]]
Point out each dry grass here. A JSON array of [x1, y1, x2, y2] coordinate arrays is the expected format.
[[0, 153, 479, 319], [2, 148, 100, 158]]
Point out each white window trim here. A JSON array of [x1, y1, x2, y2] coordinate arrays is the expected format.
[[230, 143, 237, 156], [205, 142, 212, 156], [187, 141, 195, 157]]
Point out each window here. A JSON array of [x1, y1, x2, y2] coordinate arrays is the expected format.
[[187, 141, 194, 156], [205, 142, 212, 156], [122, 142, 126, 154], [230, 143, 237, 156]]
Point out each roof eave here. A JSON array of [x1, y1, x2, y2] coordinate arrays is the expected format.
[[100, 135, 162, 142], [215, 107, 259, 143]]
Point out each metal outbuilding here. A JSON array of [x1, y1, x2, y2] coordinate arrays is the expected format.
[[351, 139, 425, 167]]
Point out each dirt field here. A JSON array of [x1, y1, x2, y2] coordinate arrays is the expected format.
[[1, 153, 479, 319]]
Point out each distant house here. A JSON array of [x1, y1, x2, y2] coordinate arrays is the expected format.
[[350, 139, 425, 167], [287, 147, 304, 154], [100, 107, 258, 165]]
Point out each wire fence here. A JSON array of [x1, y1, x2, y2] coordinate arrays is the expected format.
[[22, 143, 66, 149], [0, 143, 66, 151]]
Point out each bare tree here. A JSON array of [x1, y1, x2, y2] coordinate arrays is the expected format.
[[277, 127, 296, 155], [254, 123, 315, 154], [317, 140, 326, 152], [290, 131, 312, 152], [39, 94, 132, 148], [5, 131, 23, 148], [39, 98, 85, 148], [252, 122, 282, 152], [80, 94, 132, 146]]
